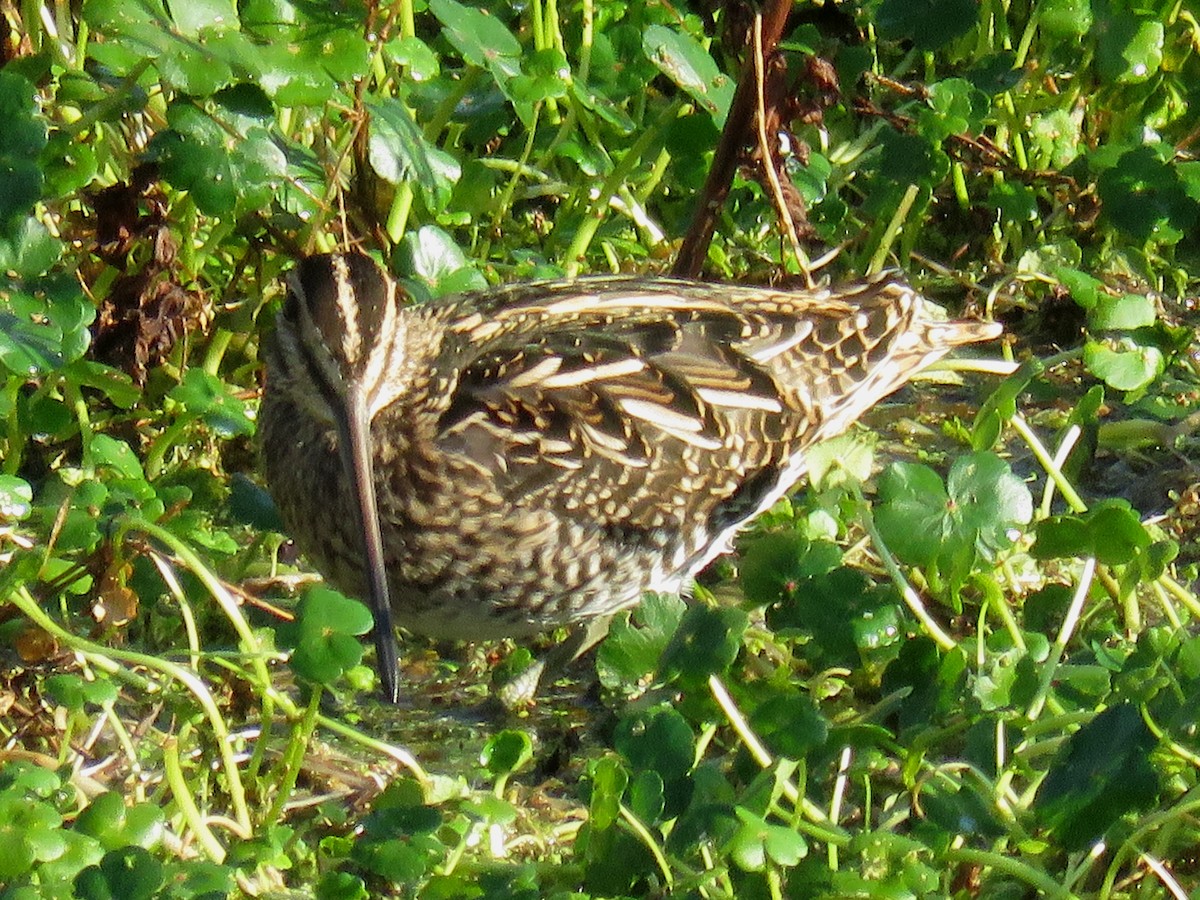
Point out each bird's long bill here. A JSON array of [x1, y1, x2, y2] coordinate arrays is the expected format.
[[337, 388, 401, 703]]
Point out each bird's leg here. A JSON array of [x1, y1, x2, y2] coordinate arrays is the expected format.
[[496, 616, 615, 708]]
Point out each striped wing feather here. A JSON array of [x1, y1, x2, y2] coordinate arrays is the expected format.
[[432, 276, 921, 532]]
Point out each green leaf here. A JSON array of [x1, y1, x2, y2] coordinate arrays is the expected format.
[[1055, 267, 1104, 310], [1088, 501, 1150, 566], [614, 705, 694, 785], [768, 566, 895, 666], [597, 591, 685, 689], [587, 757, 629, 831], [352, 838, 428, 883], [74, 793, 165, 851], [945, 451, 1033, 556], [972, 357, 1042, 450], [428, 0, 520, 65], [166, 0, 238, 35], [1096, 146, 1198, 245], [480, 730, 533, 778], [1096, 14, 1164, 84], [1028, 108, 1082, 169], [1036, 704, 1158, 850], [660, 604, 746, 686], [1041, 0, 1093, 38], [628, 770, 665, 824], [91, 435, 146, 482], [727, 808, 807, 871], [0, 793, 64, 880], [920, 781, 1006, 837], [881, 639, 967, 730], [387, 36, 440, 81], [878, 128, 949, 187], [0, 216, 63, 277], [227, 473, 283, 531], [806, 431, 876, 489], [922, 78, 989, 139], [1083, 339, 1164, 391], [642, 25, 734, 127], [875, 462, 950, 567], [749, 694, 829, 760], [877, 0, 978, 49], [289, 587, 374, 687], [740, 531, 841, 606], [0, 475, 32, 520], [510, 48, 571, 104], [400, 225, 486, 296], [317, 871, 370, 900], [255, 40, 337, 106], [0, 71, 47, 225], [169, 368, 255, 436], [1031, 515, 1091, 560], [0, 290, 94, 376], [427, 0, 527, 121]]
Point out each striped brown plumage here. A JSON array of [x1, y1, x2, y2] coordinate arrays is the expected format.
[[259, 253, 1001, 701]]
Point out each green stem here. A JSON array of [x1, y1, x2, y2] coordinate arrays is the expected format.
[[144, 415, 195, 482], [124, 518, 295, 716], [386, 181, 415, 245], [709, 675, 847, 841], [1026, 557, 1096, 722], [562, 99, 681, 275], [868, 183, 920, 275], [1010, 414, 1087, 513], [7, 583, 253, 833], [944, 847, 1073, 899], [316, 712, 427, 780], [619, 803, 673, 889], [203, 328, 234, 377], [263, 688, 324, 828], [163, 735, 228, 862], [851, 485, 957, 651]]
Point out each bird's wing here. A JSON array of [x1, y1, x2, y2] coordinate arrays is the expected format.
[[429, 276, 936, 531]]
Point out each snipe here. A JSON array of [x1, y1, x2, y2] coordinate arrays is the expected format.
[[260, 253, 1001, 702]]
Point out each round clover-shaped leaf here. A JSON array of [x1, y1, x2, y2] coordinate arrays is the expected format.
[[615, 705, 695, 786], [168, 368, 255, 437], [1096, 145, 1198, 244], [727, 807, 808, 872], [1083, 339, 1165, 391], [0, 71, 47, 225], [1096, 13, 1163, 84], [289, 587, 374, 687], [74, 846, 164, 900], [1035, 703, 1158, 850], [660, 604, 746, 686], [74, 793, 165, 851], [877, 0, 977, 50], [945, 450, 1033, 555], [875, 461, 949, 567], [597, 591, 685, 689], [1088, 501, 1150, 566], [1041, 0, 1093, 37], [400, 225, 487, 297], [588, 756, 629, 831], [877, 452, 1031, 589], [481, 730, 533, 779], [749, 694, 829, 760], [0, 794, 65, 880]]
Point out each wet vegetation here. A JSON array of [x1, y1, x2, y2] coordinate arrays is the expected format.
[[2, 0, 1200, 896]]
